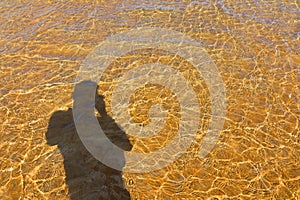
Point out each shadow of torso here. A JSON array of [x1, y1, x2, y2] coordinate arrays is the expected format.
[[46, 107, 132, 200]]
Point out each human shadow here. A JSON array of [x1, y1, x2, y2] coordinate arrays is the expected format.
[[46, 81, 132, 200]]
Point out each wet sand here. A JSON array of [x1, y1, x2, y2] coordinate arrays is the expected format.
[[0, 0, 299, 199]]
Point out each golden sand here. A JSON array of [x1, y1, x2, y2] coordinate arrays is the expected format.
[[0, 0, 299, 199]]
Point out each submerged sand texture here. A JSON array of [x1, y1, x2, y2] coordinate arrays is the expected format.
[[0, 0, 299, 199]]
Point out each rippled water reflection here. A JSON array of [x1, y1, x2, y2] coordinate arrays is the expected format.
[[0, 0, 299, 199]]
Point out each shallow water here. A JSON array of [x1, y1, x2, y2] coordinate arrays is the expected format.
[[0, 0, 299, 199]]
